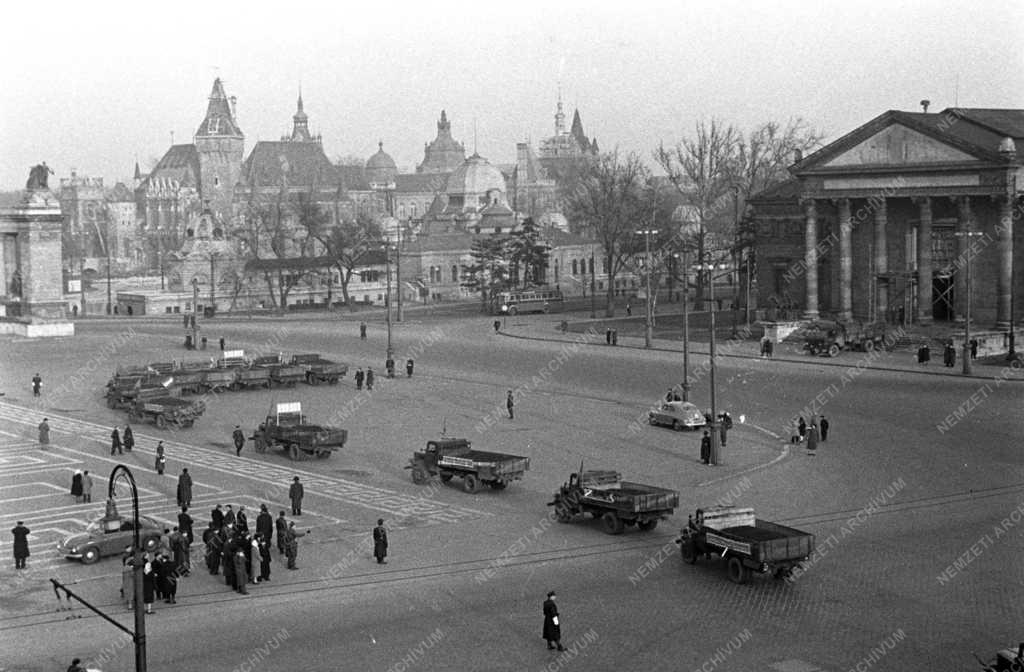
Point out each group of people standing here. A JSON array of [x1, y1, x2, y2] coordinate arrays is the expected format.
[[69, 470, 94, 503], [203, 503, 307, 594], [122, 524, 193, 613], [110, 424, 135, 455], [791, 415, 830, 450]]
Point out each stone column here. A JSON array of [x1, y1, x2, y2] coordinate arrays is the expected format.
[[915, 197, 933, 325], [955, 197, 971, 322], [996, 194, 1014, 329], [874, 198, 888, 321], [802, 198, 819, 319], [836, 198, 852, 322]]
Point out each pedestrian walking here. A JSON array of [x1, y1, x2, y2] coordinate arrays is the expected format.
[[542, 591, 565, 651], [110, 427, 123, 455], [760, 336, 768, 357], [406, 358, 414, 377], [11, 521, 30, 569], [232, 425, 246, 456], [178, 506, 194, 545], [355, 367, 365, 390], [948, 343, 957, 368], [506, 390, 515, 420], [233, 549, 249, 594], [257, 535, 272, 582], [159, 553, 178, 603], [155, 441, 166, 475], [373, 519, 388, 564], [289, 476, 304, 515], [819, 416, 830, 442], [917, 344, 930, 365], [275, 511, 288, 554], [219, 337, 226, 351], [765, 339, 774, 358], [797, 417, 807, 441], [611, 329, 618, 346], [366, 367, 375, 391], [360, 321, 367, 339], [493, 319, 501, 334], [606, 328, 612, 345], [176, 468, 193, 508], [71, 470, 83, 502], [700, 431, 711, 465], [970, 339, 979, 359], [82, 470, 93, 503], [123, 424, 134, 452], [625, 302, 632, 316], [386, 357, 396, 378], [38, 418, 50, 446], [284, 521, 307, 569], [31, 373, 42, 397], [719, 418, 729, 448]]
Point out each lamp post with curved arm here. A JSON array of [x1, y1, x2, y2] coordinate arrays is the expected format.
[[108, 464, 147, 672]]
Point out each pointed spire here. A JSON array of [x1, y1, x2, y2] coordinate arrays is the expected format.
[[289, 90, 311, 142], [134, 161, 141, 180], [554, 90, 566, 136], [197, 77, 242, 138]]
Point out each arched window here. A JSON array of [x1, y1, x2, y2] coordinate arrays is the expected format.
[[411, 203, 418, 217], [572, 259, 578, 275], [451, 265, 458, 283]]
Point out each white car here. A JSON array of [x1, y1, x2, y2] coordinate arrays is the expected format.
[[648, 401, 707, 431]]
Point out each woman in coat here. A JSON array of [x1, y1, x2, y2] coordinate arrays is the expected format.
[[542, 591, 564, 651], [142, 555, 157, 614], [110, 427, 122, 455], [70, 471, 83, 502], [123, 425, 134, 452]]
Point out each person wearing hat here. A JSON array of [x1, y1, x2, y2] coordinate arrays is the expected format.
[[289, 476, 304, 516], [232, 425, 246, 456], [373, 519, 388, 564], [66, 658, 85, 672], [256, 504, 273, 548], [11, 521, 30, 569], [284, 521, 308, 570], [38, 417, 49, 446], [542, 591, 564, 651]]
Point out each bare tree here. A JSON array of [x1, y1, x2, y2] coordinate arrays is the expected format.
[[307, 208, 382, 311], [561, 150, 650, 316]]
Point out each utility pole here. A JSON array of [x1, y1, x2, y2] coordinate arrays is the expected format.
[[680, 249, 691, 402], [636, 228, 658, 348], [590, 245, 597, 319], [954, 228, 984, 374]]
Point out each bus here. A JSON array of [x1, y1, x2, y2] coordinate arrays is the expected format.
[[491, 288, 564, 315]]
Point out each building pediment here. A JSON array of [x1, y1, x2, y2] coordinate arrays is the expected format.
[[823, 123, 977, 167]]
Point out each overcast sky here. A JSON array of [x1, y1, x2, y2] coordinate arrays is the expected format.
[[1, 0, 1021, 190]]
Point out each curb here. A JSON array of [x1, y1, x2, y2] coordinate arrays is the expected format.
[[497, 327, 1024, 383]]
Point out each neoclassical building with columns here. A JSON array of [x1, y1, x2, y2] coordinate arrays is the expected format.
[[751, 107, 1022, 330]]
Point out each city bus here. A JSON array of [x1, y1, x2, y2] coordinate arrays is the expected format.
[[491, 288, 564, 315]]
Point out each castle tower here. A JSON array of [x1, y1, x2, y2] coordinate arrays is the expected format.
[[289, 92, 313, 142], [554, 91, 566, 136], [194, 78, 244, 225]]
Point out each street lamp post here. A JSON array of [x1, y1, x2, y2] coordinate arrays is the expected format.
[[697, 258, 722, 465], [590, 245, 597, 319], [108, 465, 147, 672], [106, 227, 113, 315], [384, 240, 394, 367], [79, 228, 87, 317], [678, 250, 691, 402], [396, 226, 403, 323], [636, 229, 658, 348], [954, 228, 984, 374]]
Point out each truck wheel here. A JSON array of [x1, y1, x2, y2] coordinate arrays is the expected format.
[[827, 344, 840, 358], [672, 420, 682, 431], [307, 374, 319, 386], [601, 512, 625, 535], [637, 520, 658, 532], [680, 539, 697, 564], [439, 471, 453, 483], [555, 506, 573, 523], [727, 556, 748, 584], [807, 345, 817, 355], [463, 474, 481, 494], [864, 339, 875, 352], [155, 415, 167, 429], [81, 546, 100, 565], [143, 536, 159, 552], [411, 467, 428, 485], [316, 449, 330, 459]]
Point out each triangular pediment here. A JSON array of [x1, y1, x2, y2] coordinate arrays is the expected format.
[[824, 123, 977, 167]]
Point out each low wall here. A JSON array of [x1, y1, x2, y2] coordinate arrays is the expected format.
[[0, 320, 75, 338]]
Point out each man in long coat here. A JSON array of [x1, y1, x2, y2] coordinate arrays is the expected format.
[[542, 591, 564, 651], [289, 477, 304, 515], [373, 519, 388, 564], [233, 548, 249, 594], [38, 418, 50, 446], [806, 423, 819, 452], [11, 521, 30, 569], [255, 505, 273, 549], [235, 506, 249, 534], [700, 431, 711, 465], [31, 373, 42, 396], [123, 424, 135, 452], [176, 469, 192, 508], [232, 426, 246, 456], [211, 504, 224, 530], [284, 522, 307, 569], [178, 507, 194, 545], [203, 523, 222, 574], [81, 470, 93, 503], [275, 511, 288, 554], [820, 416, 830, 442], [110, 427, 123, 455]]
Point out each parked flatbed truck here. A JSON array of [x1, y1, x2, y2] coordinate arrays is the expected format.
[[127, 396, 206, 429], [549, 470, 679, 534], [290, 353, 348, 385], [675, 506, 815, 584], [251, 402, 348, 460], [253, 355, 307, 387], [406, 438, 530, 493]]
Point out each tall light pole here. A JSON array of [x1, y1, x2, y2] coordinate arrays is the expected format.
[[383, 239, 394, 367], [698, 258, 723, 465], [954, 228, 984, 374], [396, 225, 403, 323], [675, 250, 692, 402], [108, 465, 147, 672], [105, 222, 113, 315], [636, 229, 658, 348], [79, 227, 87, 316], [590, 244, 597, 319]]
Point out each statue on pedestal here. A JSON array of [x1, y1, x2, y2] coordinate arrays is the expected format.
[[26, 162, 53, 190]]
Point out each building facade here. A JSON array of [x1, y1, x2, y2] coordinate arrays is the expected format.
[[749, 107, 1023, 330]]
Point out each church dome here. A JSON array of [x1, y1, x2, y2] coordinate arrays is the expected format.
[[445, 153, 506, 200], [366, 141, 397, 187]]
